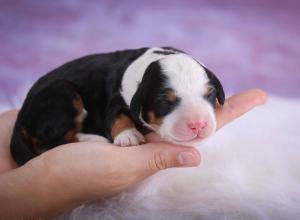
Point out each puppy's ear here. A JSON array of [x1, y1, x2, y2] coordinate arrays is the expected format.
[[205, 68, 225, 105], [130, 61, 160, 122], [130, 83, 145, 122]]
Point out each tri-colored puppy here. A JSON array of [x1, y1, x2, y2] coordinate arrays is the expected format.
[[10, 47, 225, 165]]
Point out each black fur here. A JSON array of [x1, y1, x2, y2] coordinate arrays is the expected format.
[[152, 47, 185, 55], [162, 47, 186, 54], [11, 48, 148, 165], [153, 50, 176, 55]]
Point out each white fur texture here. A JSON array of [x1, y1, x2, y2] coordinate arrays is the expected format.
[[113, 128, 145, 147], [58, 96, 300, 220]]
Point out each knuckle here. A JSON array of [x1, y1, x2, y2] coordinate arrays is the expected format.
[[148, 151, 169, 171]]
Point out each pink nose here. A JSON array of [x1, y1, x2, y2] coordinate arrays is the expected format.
[[188, 121, 207, 133]]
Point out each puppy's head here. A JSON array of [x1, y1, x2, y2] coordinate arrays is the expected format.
[[130, 54, 225, 143]]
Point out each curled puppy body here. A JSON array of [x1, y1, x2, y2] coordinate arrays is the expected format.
[[10, 47, 225, 165]]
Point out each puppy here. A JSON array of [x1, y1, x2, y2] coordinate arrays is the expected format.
[[10, 47, 225, 165]]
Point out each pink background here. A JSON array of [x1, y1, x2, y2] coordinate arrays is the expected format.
[[1, 0, 299, 111]]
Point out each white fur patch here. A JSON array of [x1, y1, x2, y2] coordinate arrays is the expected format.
[[59, 96, 300, 219], [113, 128, 145, 147], [76, 133, 109, 143], [121, 47, 169, 106]]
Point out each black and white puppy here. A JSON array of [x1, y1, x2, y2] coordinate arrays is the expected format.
[[10, 47, 225, 165]]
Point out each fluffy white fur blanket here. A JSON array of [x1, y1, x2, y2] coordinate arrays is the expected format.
[[55, 96, 299, 219]]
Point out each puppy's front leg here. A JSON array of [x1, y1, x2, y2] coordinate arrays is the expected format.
[[106, 94, 145, 147], [111, 114, 145, 147]]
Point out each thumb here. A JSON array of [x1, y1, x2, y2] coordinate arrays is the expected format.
[[120, 142, 201, 180]]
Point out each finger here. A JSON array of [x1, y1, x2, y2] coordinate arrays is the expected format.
[[119, 142, 201, 181], [216, 89, 267, 129], [39, 141, 201, 200]]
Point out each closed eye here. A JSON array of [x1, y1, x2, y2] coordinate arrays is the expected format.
[[154, 97, 180, 118], [153, 89, 181, 118]]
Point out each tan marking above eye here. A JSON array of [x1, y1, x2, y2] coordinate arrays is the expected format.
[[166, 90, 178, 102], [111, 114, 135, 139], [148, 111, 162, 128]]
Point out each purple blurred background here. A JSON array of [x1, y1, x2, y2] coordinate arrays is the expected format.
[[1, 0, 300, 111]]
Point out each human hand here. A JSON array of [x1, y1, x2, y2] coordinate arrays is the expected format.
[[0, 109, 19, 172], [0, 89, 267, 219]]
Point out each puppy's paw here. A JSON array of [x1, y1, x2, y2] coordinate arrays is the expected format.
[[76, 133, 109, 143], [113, 128, 145, 147]]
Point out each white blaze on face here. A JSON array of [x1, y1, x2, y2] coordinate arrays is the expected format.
[[156, 54, 217, 142]]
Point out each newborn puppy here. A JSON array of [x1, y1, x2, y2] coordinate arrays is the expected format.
[[10, 47, 225, 165]]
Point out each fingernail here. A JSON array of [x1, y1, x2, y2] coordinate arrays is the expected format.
[[178, 151, 199, 167]]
